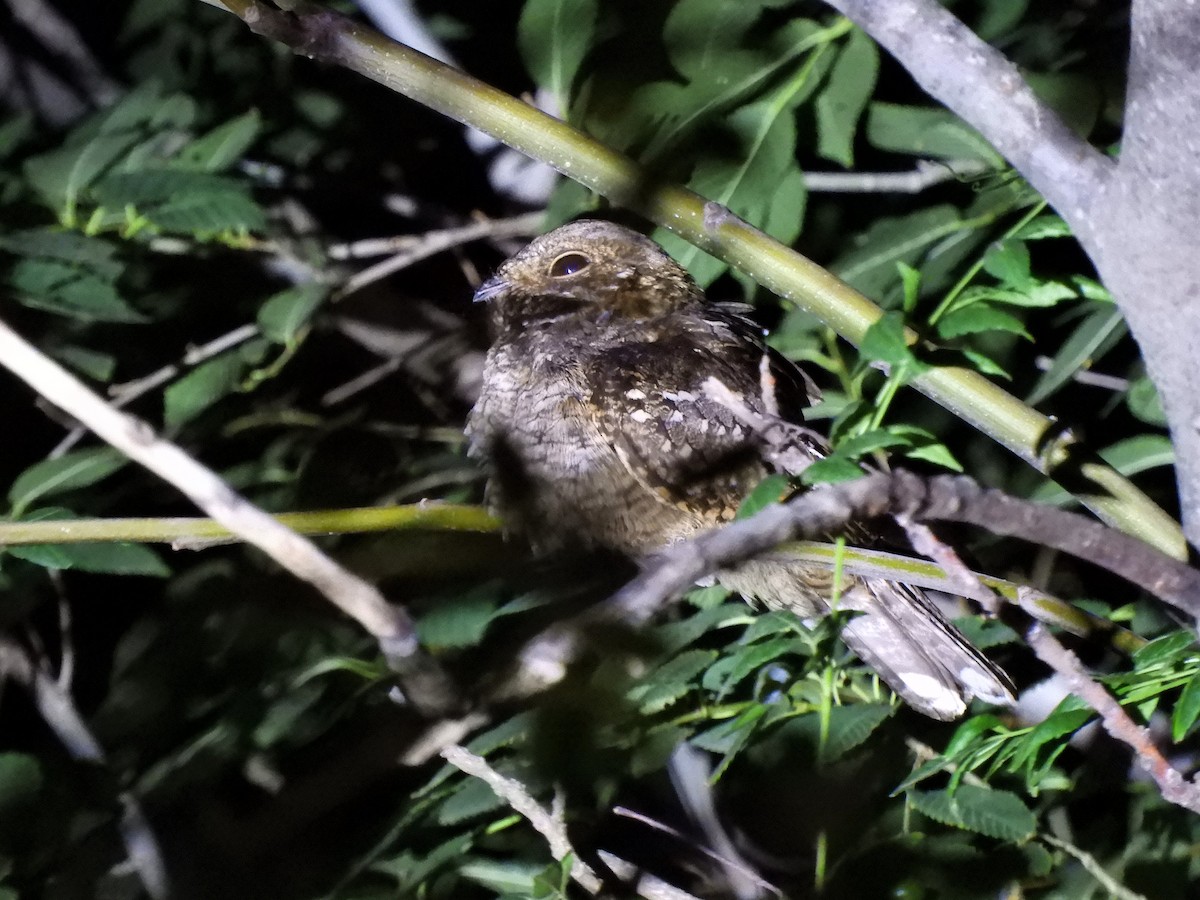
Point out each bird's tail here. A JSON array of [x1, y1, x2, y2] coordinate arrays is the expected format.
[[721, 561, 1015, 721]]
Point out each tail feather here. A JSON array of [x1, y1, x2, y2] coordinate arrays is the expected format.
[[720, 561, 1015, 721]]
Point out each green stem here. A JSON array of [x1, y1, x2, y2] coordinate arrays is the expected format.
[[213, 1, 1186, 559], [0, 503, 499, 546]]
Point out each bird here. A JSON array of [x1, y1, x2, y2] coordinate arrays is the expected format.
[[465, 218, 1014, 720]]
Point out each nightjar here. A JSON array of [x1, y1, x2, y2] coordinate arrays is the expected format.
[[465, 219, 1014, 720]]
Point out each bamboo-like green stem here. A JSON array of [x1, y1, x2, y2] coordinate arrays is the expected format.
[[211, 0, 1185, 559], [0, 504, 499, 546]]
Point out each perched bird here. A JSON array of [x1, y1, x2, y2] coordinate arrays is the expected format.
[[465, 219, 1014, 720]]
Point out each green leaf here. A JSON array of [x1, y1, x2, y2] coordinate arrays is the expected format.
[[257, 283, 328, 345], [1026, 304, 1126, 405], [957, 282, 1077, 309], [177, 109, 262, 171], [1012, 214, 1071, 240], [706, 636, 800, 697], [1173, 672, 1200, 742], [436, 774, 509, 826], [861, 311, 928, 376], [1127, 375, 1167, 427], [629, 649, 717, 713], [163, 352, 246, 428], [517, 0, 598, 112], [887, 425, 964, 472], [23, 131, 142, 218], [937, 303, 1029, 340], [981, 240, 1031, 288], [1099, 435, 1173, 477], [8, 447, 127, 516], [417, 587, 500, 650], [49, 345, 117, 382], [8, 259, 147, 323], [148, 189, 265, 233], [910, 783, 1036, 841], [815, 28, 878, 166], [736, 474, 791, 519], [833, 205, 961, 298], [823, 703, 893, 759], [866, 103, 1001, 163], [656, 94, 804, 285], [0, 229, 122, 279], [834, 427, 910, 460], [800, 454, 864, 486], [9, 541, 170, 576]]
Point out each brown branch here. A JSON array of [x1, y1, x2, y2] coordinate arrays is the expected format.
[[1023, 611, 1200, 815]]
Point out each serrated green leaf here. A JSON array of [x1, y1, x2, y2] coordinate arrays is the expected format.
[[517, 0, 598, 113], [164, 353, 246, 428], [177, 109, 261, 171], [709, 636, 800, 698], [24, 131, 142, 218], [148, 189, 265, 232], [815, 28, 878, 166], [822, 703, 893, 759], [910, 783, 1035, 841], [866, 103, 1001, 163], [9, 259, 147, 323], [937, 303, 1029, 340], [0, 229, 122, 279], [981, 240, 1031, 288], [8, 447, 127, 516], [1173, 672, 1200, 742], [1026, 304, 1126, 406], [629, 649, 717, 713], [257, 283, 327, 345]]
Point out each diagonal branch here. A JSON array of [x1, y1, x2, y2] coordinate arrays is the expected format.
[[0, 317, 459, 716], [205, 0, 1185, 560], [821, 0, 1113, 247]]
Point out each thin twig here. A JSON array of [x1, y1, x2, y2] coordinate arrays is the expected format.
[[0, 316, 459, 715], [1023, 609, 1200, 815], [334, 211, 543, 300], [803, 159, 990, 193], [50, 323, 261, 458], [441, 744, 604, 894], [1041, 834, 1147, 900]]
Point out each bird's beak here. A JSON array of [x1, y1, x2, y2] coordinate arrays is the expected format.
[[473, 274, 509, 303]]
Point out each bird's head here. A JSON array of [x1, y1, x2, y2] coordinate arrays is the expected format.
[[474, 220, 702, 336]]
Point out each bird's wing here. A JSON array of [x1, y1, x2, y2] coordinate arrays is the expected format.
[[583, 310, 816, 521]]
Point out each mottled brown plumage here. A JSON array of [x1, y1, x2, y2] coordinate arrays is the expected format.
[[466, 219, 1013, 720]]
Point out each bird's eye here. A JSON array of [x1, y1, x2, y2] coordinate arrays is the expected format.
[[548, 252, 591, 278]]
